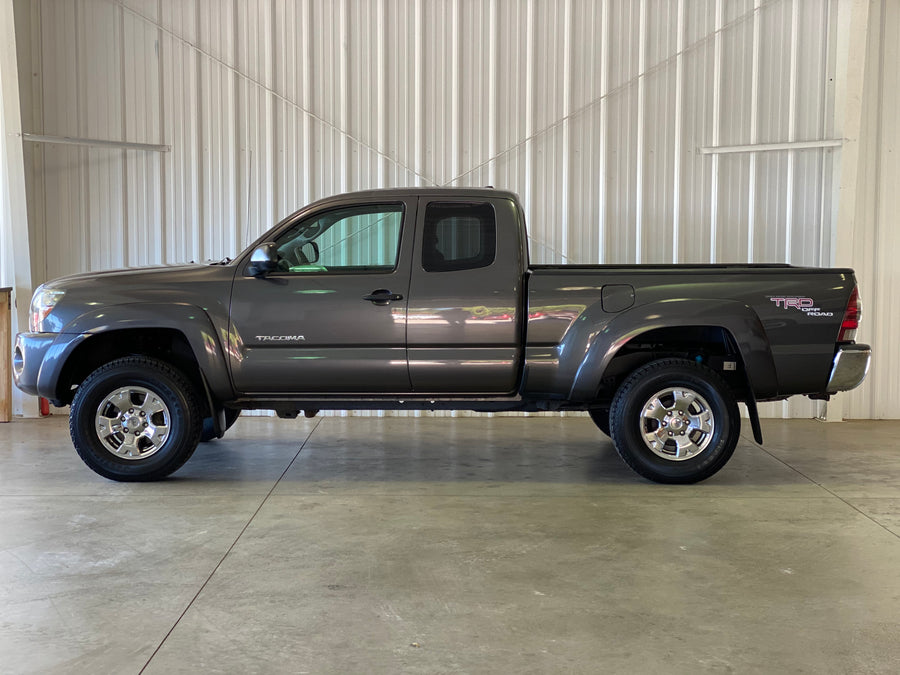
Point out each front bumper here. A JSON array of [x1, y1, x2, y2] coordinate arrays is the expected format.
[[826, 343, 871, 393], [13, 332, 88, 400], [13, 333, 57, 396]]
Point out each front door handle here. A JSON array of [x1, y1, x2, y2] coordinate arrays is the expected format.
[[362, 289, 404, 306]]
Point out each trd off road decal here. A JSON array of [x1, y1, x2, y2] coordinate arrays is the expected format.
[[769, 297, 833, 317]]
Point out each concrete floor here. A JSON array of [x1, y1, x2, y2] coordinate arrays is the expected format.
[[2, 415, 900, 674]]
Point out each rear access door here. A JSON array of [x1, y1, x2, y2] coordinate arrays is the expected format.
[[406, 196, 525, 393]]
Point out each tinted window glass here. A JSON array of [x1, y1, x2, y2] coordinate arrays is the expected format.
[[273, 204, 403, 274], [422, 202, 496, 273]]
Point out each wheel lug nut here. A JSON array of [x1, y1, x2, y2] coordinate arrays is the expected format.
[[143, 422, 148, 428]]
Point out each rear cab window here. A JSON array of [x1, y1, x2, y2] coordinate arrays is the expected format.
[[421, 202, 496, 273]]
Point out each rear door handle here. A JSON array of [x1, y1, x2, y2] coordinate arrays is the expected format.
[[363, 289, 404, 306]]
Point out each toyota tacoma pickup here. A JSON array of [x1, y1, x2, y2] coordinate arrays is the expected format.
[[13, 188, 871, 483]]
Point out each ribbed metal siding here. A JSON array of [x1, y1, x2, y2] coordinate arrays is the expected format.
[[841, 0, 899, 421], [24, 0, 854, 418]]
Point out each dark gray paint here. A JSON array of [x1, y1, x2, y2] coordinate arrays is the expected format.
[[406, 196, 525, 393], [229, 196, 418, 394], [15, 266, 235, 402], [525, 266, 854, 400]]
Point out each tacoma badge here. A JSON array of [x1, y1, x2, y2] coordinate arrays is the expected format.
[[255, 335, 306, 341]]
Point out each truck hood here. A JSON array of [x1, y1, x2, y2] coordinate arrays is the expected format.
[[38, 263, 238, 334], [46, 263, 210, 288]]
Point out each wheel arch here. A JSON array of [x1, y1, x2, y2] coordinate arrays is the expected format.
[[43, 304, 234, 407], [568, 299, 778, 402]]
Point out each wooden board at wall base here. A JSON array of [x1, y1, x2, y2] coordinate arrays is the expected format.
[[0, 287, 11, 422]]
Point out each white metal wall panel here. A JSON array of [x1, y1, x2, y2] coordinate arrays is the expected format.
[[123, 9, 163, 268], [21, 0, 890, 418], [679, 35, 714, 263], [841, 0, 899, 420]]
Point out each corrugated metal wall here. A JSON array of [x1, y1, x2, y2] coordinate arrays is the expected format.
[[19, 0, 877, 418], [840, 0, 899, 421]]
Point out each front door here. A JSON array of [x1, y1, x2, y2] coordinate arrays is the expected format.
[[229, 200, 415, 394]]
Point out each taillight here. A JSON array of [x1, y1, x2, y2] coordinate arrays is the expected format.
[[838, 286, 860, 342]]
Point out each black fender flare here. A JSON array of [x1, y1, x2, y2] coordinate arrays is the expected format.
[[567, 299, 778, 401]]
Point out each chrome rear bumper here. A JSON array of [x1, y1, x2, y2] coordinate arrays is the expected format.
[[827, 343, 871, 393]]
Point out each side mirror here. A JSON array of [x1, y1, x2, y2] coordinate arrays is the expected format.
[[245, 243, 279, 277]]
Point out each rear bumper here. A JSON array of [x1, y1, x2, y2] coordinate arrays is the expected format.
[[826, 343, 871, 393]]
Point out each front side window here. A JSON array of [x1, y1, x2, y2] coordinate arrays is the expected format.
[[422, 202, 496, 273], [273, 203, 404, 273]]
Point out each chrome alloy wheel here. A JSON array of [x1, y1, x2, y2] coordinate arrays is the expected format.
[[94, 386, 170, 460], [639, 387, 715, 461]]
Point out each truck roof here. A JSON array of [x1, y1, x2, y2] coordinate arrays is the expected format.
[[305, 186, 520, 206]]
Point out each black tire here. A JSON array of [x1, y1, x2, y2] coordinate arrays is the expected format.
[[588, 408, 611, 437], [200, 408, 241, 442], [609, 358, 740, 484], [69, 356, 203, 481]]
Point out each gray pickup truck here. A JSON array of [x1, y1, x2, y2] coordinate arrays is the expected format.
[[14, 188, 871, 484]]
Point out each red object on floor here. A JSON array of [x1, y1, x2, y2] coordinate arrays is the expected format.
[[39, 397, 50, 416]]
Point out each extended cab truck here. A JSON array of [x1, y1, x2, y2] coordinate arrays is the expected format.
[[13, 188, 871, 484]]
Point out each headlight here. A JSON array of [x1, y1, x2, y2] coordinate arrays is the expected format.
[[30, 286, 65, 332]]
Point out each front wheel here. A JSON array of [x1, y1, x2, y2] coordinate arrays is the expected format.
[[69, 356, 202, 481], [609, 358, 740, 484], [588, 408, 611, 437]]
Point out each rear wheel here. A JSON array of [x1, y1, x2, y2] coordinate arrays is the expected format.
[[609, 358, 740, 484], [69, 356, 202, 481]]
